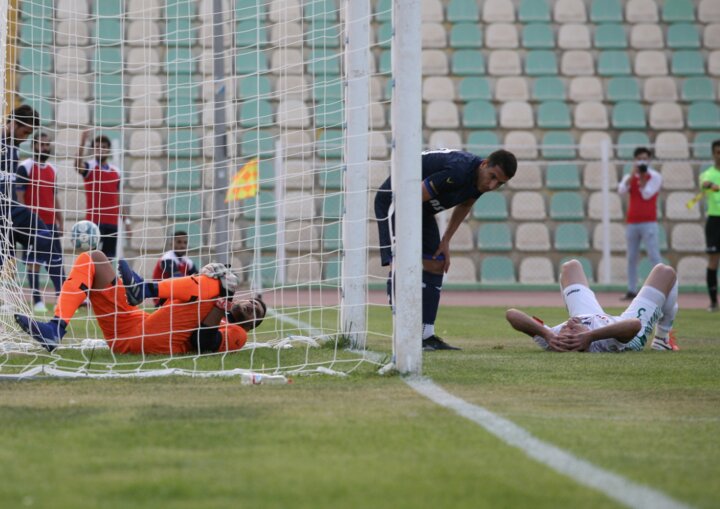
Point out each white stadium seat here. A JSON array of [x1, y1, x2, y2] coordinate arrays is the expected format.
[[488, 50, 521, 75], [515, 223, 551, 251], [286, 257, 322, 283], [634, 51, 668, 76], [425, 100, 460, 128], [55, 47, 89, 74], [583, 162, 619, 190], [495, 77, 529, 102], [55, 20, 90, 46], [55, 75, 90, 100], [519, 256, 555, 284], [671, 224, 706, 252], [128, 75, 164, 100], [654, 132, 690, 159], [643, 77, 678, 103], [574, 102, 609, 129], [649, 102, 684, 130], [422, 50, 449, 75], [554, 0, 587, 23], [699, 0, 720, 23], [483, 0, 515, 22], [569, 77, 603, 102], [428, 130, 462, 150], [666, 192, 702, 220], [500, 101, 534, 128], [128, 129, 164, 157], [630, 24, 664, 49], [593, 223, 627, 252], [597, 256, 626, 284], [579, 132, 612, 159], [126, 20, 162, 46], [423, 77, 455, 101], [284, 221, 321, 252], [486, 23, 519, 49], [422, 23, 447, 48], [558, 24, 591, 50], [422, 0, 444, 22], [449, 223, 475, 251], [561, 50, 594, 76], [504, 131, 538, 159], [661, 163, 695, 190], [677, 256, 707, 285], [704, 24, 720, 50], [276, 99, 311, 128], [511, 192, 546, 220], [588, 192, 623, 220], [626, 0, 659, 23], [270, 22, 304, 48], [128, 97, 163, 127], [507, 161, 542, 189], [445, 257, 478, 283]]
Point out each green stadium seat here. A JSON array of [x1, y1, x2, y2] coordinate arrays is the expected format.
[[682, 77, 715, 102], [235, 50, 269, 74], [376, 22, 392, 49], [239, 130, 275, 157], [522, 23, 554, 49], [525, 50, 557, 76], [238, 75, 272, 99], [594, 24, 627, 49], [472, 193, 508, 220], [659, 225, 669, 252], [167, 159, 203, 190], [94, 74, 123, 101], [662, 0, 695, 22], [462, 101, 497, 128], [607, 77, 640, 102], [322, 222, 342, 251], [550, 192, 584, 220], [323, 256, 342, 282], [597, 50, 631, 76], [167, 97, 200, 127], [458, 77, 491, 101], [476, 223, 512, 252], [165, 48, 194, 74], [21, 0, 53, 19], [257, 158, 275, 189], [20, 18, 52, 45], [617, 132, 650, 159], [480, 256, 515, 284], [612, 101, 646, 129], [166, 0, 197, 18], [236, 19, 269, 47], [590, 0, 623, 23], [449, 23, 483, 49], [375, 0, 392, 22], [238, 99, 273, 128], [466, 131, 500, 151], [92, 48, 123, 74], [667, 23, 701, 49], [546, 164, 580, 190], [94, 103, 123, 127], [378, 50, 391, 74], [541, 132, 576, 159], [559, 256, 594, 282], [19, 47, 52, 73], [692, 132, 720, 158], [26, 98, 53, 126], [306, 21, 341, 48], [322, 193, 344, 220], [319, 165, 343, 190], [252, 256, 281, 287], [242, 192, 276, 221], [518, 0, 550, 22], [316, 129, 343, 158], [236, 0, 267, 20], [532, 77, 565, 101], [537, 101, 571, 129], [315, 100, 344, 128], [554, 223, 590, 252], [447, 0, 479, 22], [167, 130, 201, 157], [166, 19, 196, 47], [313, 78, 343, 101], [18, 74, 52, 100], [96, 18, 122, 46], [93, 0, 123, 17], [167, 74, 200, 100], [167, 193, 203, 220], [672, 51, 705, 76], [308, 49, 341, 75], [452, 50, 486, 75], [639, 257, 671, 281], [305, 0, 338, 21], [244, 223, 278, 251], [688, 102, 720, 130]]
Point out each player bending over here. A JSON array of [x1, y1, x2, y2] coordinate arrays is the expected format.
[[14, 250, 266, 354], [506, 259, 679, 353]]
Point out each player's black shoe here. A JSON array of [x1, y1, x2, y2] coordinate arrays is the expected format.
[[14, 314, 66, 352], [118, 259, 157, 306], [620, 291, 637, 301], [422, 335, 461, 351]]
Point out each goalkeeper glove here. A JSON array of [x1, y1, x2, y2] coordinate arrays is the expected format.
[[200, 263, 240, 296]]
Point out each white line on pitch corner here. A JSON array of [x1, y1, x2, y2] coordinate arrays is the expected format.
[[406, 377, 693, 509]]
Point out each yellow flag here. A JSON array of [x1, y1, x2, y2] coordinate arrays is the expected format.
[[225, 158, 259, 203]]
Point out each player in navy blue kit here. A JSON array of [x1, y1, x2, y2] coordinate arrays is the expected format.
[[375, 149, 517, 351]]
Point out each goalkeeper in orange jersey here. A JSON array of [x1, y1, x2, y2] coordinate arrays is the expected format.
[[14, 250, 267, 354]]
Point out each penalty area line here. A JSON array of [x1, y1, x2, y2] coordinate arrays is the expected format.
[[405, 377, 693, 509]]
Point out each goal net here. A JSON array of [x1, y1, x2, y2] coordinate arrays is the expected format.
[[0, 0, 391, 379]]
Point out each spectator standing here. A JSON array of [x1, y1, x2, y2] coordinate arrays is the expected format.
[[699, 140, 720, 312], [74, 130, 131, 258], [618, 147, 663, 301]]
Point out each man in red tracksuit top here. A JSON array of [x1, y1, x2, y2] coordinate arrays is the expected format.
[[75, 130, 131, 258]]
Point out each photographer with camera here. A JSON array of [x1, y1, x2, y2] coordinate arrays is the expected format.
[[617, 147, 663, 301]]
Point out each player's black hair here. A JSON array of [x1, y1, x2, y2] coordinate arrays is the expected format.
[[486, 149, 517, 179], [33, 130, 51, 142], [173, 230, 188, 237], [250, 297, 267, 329], [10, 104, 40, 129], [93, 135, 112, 148], [633, 146, 652, 159], [712, 139, 720, 153]]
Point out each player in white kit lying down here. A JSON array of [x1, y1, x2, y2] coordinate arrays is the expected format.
[[505, 259, 679, 352]]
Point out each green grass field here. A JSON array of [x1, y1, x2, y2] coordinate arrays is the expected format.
[[1, 304, 718, 509]]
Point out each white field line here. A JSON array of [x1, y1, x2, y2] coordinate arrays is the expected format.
[[406, 377, 693, 509]]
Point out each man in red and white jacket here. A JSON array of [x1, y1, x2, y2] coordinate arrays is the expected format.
[[15, 132, 66, 311], [152, 230, 198, 307], [75, 130, 131, 258], [617, 147, 663, 301]]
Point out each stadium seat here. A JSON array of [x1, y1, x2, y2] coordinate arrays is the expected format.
[[18, 74, 52, 101], [516, 223, 551, 251], [167, 159, 203, 190], [525, 50, 557, 76], [56, 0, 90, 19], [450, 223, 475, 252], [447, 0, 479, 22], [480, 256, 516, 284], [668, 23, 701, 49], [661, 162, 695, 190], [519, 257, 555, 284], [56, 100, 89, 126], [671, 51, 704, 76], [710, 51, 720, 76], [688, 102, 720, 130], [607, 77, 641, 102], [129, 97, 164, 127], [558, 24, 591, 49], [504, 132, 538, 159], [590, 0, 623, 22], [243, 222, 279, 252], [18, 47, 52, 73], [554, 223, 590, 252], [630, 23, 664, 49], [235, 19, 269, 47], [238, 99, 273, 128], [421, 50, 450, 75], [483, 0, 515, 22], [322, 222, 342, 251], [466, 131, 500, 152], [451, 50, 485, 75], [286, 256, 323, 284], [511, 191, 546, 220], [304, 0, 338, 21], [459, 77, 492, 101], [671, 223, 705, 252], [643, 77, 678, 102], [666, 192, 701, 220], [56, 19, 91, 46], [476, 223, 512, 252], [313, 77, 342, 102], [574, 102, 609, 129], [533, 77, 566, 101], [507, 161, 541, 189], [307, 48, 341, 75], [500, 102, 533, 128], [20, 18, 52, 46], [677, 256, 707, 285], [166, 193, 203, 221], [127, 129, 163, 157], [428, 130, 462, 150], [422, 23, 447, 48], [568, 77, 602, 102], [692, 132, 720, 158], [616, 132, 650, 159], [488, 50, 522, 75], [95, 17, 124, 46], [450, 23, 483, 49], [426, 100, 460, 128], [550, 192, 584, 220], [541, 131, 576, 159], [128, 75, 163, 100], [315, 129, 343, 158], [699, 0, 720, 22], [473, 193, 508, 220], [705, 24, 720, 49], [167, 130, 201, 158], [375, 22, 392, 49], [166, 96, 200, 128], [683, 77, 716, 102], [546, 164, 580, 190], [281, 192, 317, 221], [633, 50, 668, 76], [553, 0, 587, 22], [463, 101, 497, 128], [588, 192, 623, 220], [537, 101, 571, 129], [94, 102, 124, 127], [446, 257, 478, 283], [126, 20, 162, 46], [241, 191, 276, 221], [611, 101, 646, 129], [662, 0, 695, 22], [235, 50, 269, 74], [93, 74, 124, 102], [597, 50, 631, 76], [656, 132, 691, 160], [320, 193, 343, 220], [486, 23, 518, 49], [579, 132, 613, 159], [561, 50, 594, 76], [583, 162, 619, 190], [594, 24, 627, 49], [20, 0, 53, 18], [519, 0, 550, 22], [592, 223, 626, 252], [649, 102, 684, 129], [626, 0, 658, 23], [239, 130, 274, 157], [522, 23, 554, 49], [424, 77, 455, 101]]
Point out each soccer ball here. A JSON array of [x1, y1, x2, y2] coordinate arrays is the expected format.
[[71, 220, 100, 251]]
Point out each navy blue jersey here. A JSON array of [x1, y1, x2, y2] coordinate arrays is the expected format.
[[0, 136, 20, 219], [422, 149, 483, 215]]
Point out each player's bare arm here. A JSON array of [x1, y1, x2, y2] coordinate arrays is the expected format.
[[505, 308, 556, 343], [434, 198, 476, 273], [556, 318, 642, 352], [74, 129, 90, 175]]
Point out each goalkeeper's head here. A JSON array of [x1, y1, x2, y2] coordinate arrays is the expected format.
[[229, 297, 267, 330]]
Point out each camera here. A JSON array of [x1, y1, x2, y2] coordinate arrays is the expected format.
[[638, 164, 648, 173]]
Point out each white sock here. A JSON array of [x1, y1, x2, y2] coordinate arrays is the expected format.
[[656, 281, 679, 340], [422, 323, 435, 340]]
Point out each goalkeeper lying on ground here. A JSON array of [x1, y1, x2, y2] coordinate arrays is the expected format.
[[505, 258, 679, 353], [14, 250, 266, 354]]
